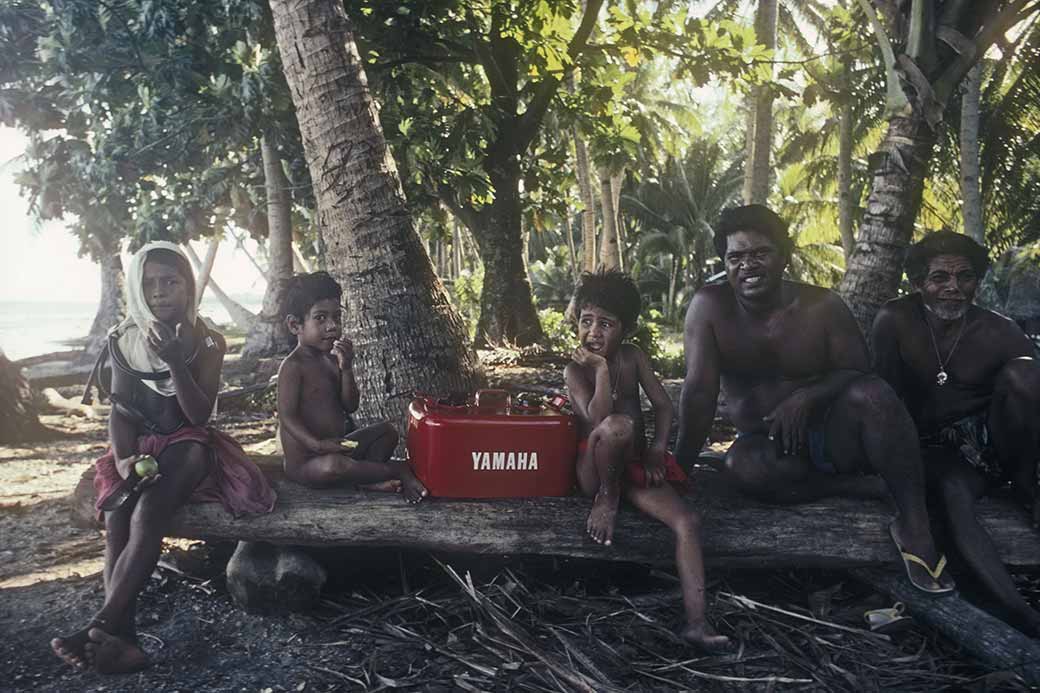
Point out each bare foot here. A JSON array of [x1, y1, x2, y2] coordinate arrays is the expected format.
[[890, 519, 955, 593], [682, 622, 732, 653], [84, 628, 149, 674], [586, 485, 620, 546], [358, 479, 402, 493], [397, 464, 428, 504], [51, 625, 94, 670]]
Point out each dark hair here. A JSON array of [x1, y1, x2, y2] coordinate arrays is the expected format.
[[904, 229, 990, 285], [144, 248, 196, 305], [569, 269, 641, 333], [283, 271, 343, 321], [713, 204, 793, 261]]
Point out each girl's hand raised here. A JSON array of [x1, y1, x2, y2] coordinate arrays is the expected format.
[[147, 321, 186, 365]]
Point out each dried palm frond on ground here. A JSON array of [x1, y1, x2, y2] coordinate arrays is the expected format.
[[303, 553, 1033, 692]]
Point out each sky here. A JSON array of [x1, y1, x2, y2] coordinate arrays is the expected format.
[[0, 126, 266, 305]]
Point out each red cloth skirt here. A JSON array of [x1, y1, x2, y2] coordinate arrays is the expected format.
[[94, 426, 276, 520], [577, 438, 687, 488]]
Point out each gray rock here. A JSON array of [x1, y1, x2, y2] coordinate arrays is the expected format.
[[225, 541, 327, 613]]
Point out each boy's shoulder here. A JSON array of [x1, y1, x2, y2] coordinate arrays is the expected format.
[[277, 347, 309, 377], [619, 342, 648, 363]]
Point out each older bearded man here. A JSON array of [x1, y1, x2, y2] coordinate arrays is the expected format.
[[871, 229, 1040, 637]]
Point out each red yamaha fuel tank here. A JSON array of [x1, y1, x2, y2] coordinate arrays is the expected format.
[[407, 390, 578, 498]]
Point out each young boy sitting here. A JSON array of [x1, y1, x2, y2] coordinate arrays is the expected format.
[[277, 271, 427, 503], [565, 270, 730, 651]]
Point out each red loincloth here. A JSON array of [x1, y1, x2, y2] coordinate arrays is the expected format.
[[94, 426, 277, 520], [577, 438, 687, 489]]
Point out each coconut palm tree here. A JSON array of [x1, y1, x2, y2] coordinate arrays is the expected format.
[[623, 138, 743, 323]]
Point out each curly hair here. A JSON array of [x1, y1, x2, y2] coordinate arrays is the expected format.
[[282, 271, 343, 321], [713, 204, 793, 261], [569, 269, 642, 334], [904, 229, 990, 285]]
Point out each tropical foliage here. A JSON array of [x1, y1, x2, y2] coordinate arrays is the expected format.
[[1, 0, 1038, 355]]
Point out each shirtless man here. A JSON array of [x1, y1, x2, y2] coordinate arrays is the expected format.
[[676, 204, 954, 593], [871, 230, 1040, 634], [277, 271, 427, 502]]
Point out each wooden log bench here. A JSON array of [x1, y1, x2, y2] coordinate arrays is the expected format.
[[70, 456, 1038, 569], [69, 456, 1040, 684]]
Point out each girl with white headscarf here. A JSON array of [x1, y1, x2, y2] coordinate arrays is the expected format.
[[52, 242, 275, 674]]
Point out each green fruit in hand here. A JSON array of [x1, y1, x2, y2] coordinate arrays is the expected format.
[[134, 456, 159, 477], [340, 439, 359, 450]]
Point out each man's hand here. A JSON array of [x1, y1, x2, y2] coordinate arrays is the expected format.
[[332, 338, 355, 371], [763, 388, 815, 457], [644, 446, 668, 487], [316, 438, 353, 455], [146, 321, 185, 365], [572, 346, 608, 371]]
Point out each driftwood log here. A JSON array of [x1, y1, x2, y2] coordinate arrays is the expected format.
[[852, 568, 1040, 686], [71, 457, 1037, 569]]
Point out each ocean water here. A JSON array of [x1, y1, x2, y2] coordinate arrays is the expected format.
[[0, 295, 263, 362]]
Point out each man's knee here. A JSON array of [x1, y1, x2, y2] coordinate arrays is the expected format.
[[841, 374, 900, 415], [724, 437, 773, 494], [995, 358, 1040, 404], [594, 414, 635, 446], [375, 420, 399, 441]]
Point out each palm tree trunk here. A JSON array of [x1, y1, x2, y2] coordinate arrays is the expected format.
[[574, 131, 597, 272], [960, 63, 984, 244], [193, 235, 220, 308], [183, 243, 257, 333], [292, 242, 312, 273], [742, 0, 777, 205], [838, 113, 938, 335], [837, 94, 856, 260], [598, 167, 621, 269], [269, 0, 479, 425], [81, 240, 126, 363], [241, 137, 294, 360], [611, 170, 625, 269], [452, 220, 463, 279]]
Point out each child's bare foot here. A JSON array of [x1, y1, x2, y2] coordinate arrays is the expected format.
[[397, 464, 428, 504], [84, 628, 149, 674], [681, 622, 732, 653], [51, 625, 95, 670], [358, 479, 402, 493], [587, 485, 620, 546]]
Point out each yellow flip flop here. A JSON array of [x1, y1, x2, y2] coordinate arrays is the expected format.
[[889, 523, 955, 594], [864, 602, 912, 634]]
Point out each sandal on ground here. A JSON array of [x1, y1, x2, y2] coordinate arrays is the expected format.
[[888, 523, 955, 594], [864, 602, 912, 634]]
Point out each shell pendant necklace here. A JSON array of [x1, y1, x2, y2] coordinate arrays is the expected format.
[[924, 308, 967, 386]]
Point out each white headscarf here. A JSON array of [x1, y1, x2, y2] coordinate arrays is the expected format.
[[110, 241, 198, 397]]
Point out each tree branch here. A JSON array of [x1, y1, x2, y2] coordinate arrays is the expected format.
[[468, 8, 513, 103], [933, 0, 1040, 106], [437, 183, 485, 236], [856, 0, 912, 117], [514, 0, 605, 152]]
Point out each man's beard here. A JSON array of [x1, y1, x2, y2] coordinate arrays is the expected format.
[[926, 299, 970, 321]]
